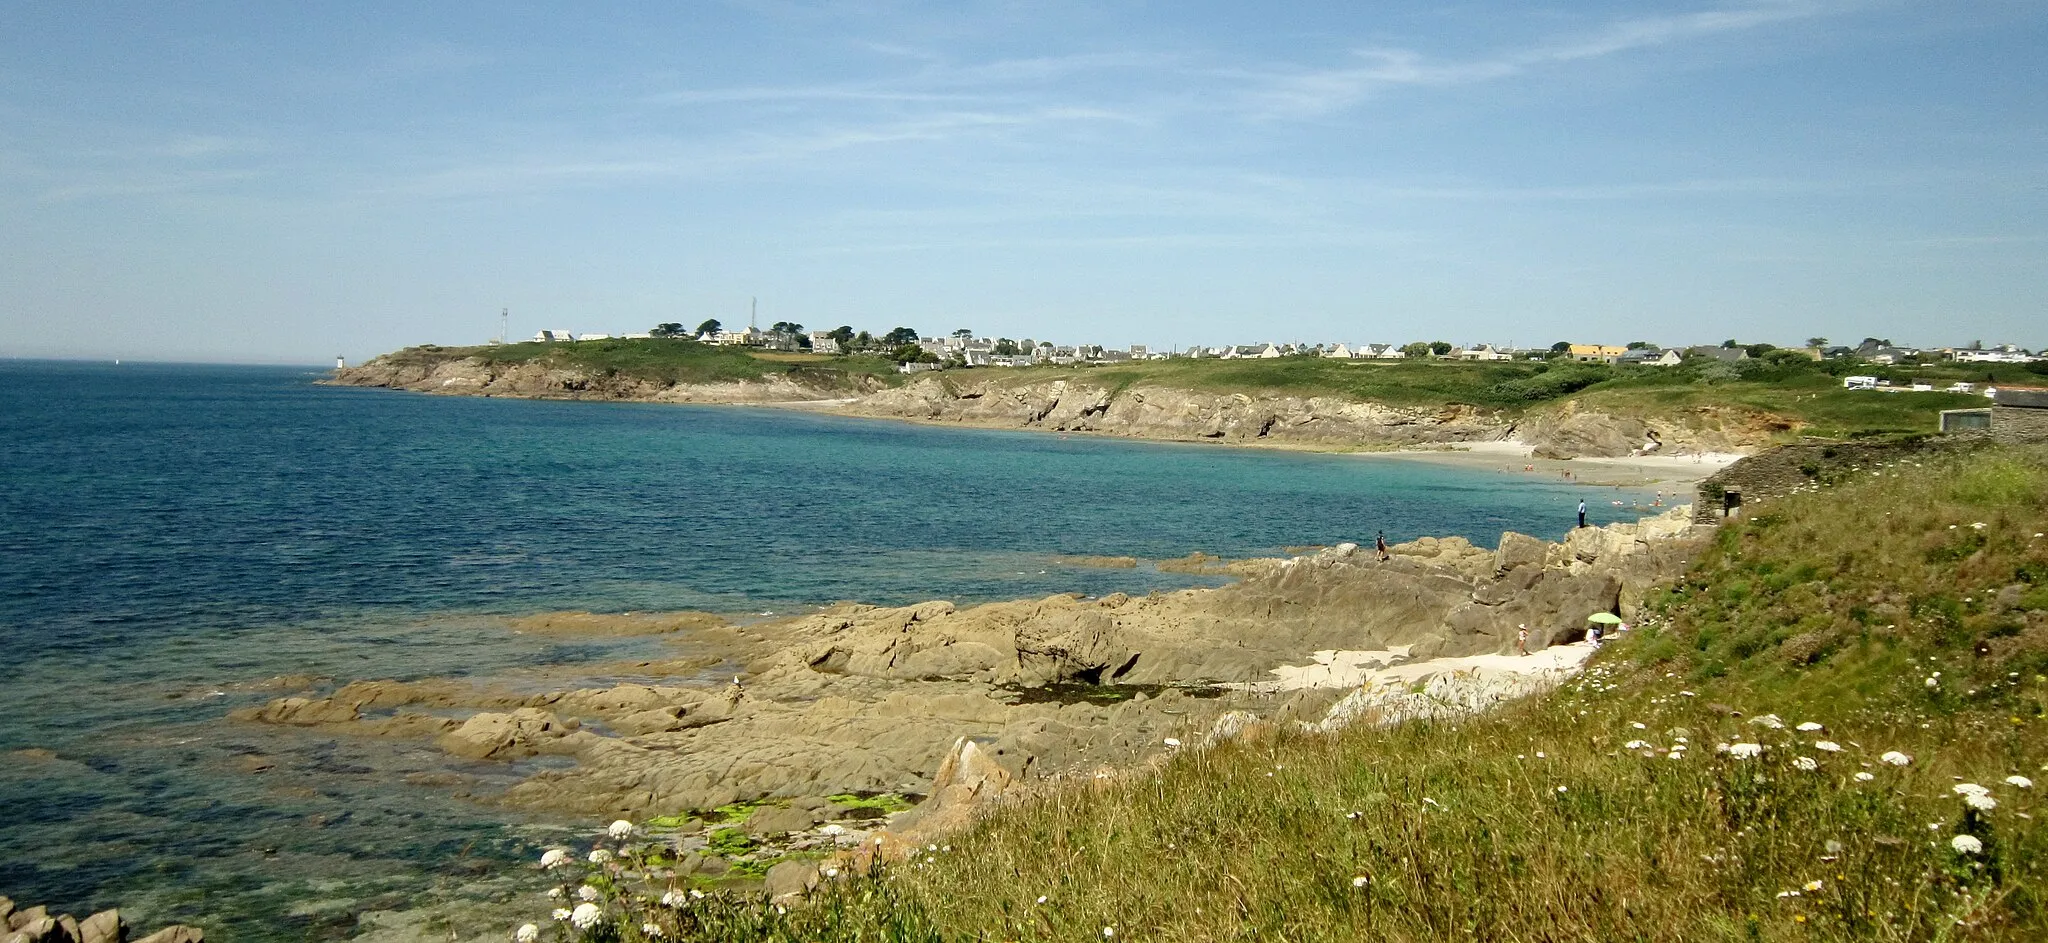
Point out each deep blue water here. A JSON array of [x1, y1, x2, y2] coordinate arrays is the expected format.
[[0, 360, 1648, 939]]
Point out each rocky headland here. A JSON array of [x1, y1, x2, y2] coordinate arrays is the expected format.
[[327, 354, 1780, 459], [231, 509, 1705, 842]]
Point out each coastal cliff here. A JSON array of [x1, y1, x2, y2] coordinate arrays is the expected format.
[[331, 353, 1777, 458]]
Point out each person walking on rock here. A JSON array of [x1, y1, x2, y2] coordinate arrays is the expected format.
[[1375, 530, 1390, 562], [1577, 499, 1587, 529]]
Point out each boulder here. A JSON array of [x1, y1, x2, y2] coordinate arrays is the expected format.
[[1494, 531, 1547, 573], [134, 928, 204, 943], [762, 859, 821, 900], [231, 696, 360, 726], [7, 908, 47, 932], [6, 915, 55, 943], [77, 910, 121, 943], [0, 898, 11, 924], [743, 804, 821, 837], [437, 709, 580, 761]]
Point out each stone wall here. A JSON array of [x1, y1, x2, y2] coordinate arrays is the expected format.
[[1992, 405, 2048, 444], [1690, 436, 1968, 525]]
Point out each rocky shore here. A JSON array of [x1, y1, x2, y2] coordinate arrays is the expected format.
[[0, 897, 201, 943], [230, 509, 1705, 849], [327, 355, 1777, 460]]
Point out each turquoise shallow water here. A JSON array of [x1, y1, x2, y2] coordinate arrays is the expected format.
[[0, 360, 1652, 938]]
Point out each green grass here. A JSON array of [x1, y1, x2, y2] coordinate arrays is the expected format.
[[376, 339, 904, 391], [543, 444, 2048, 941], [961, 355, 1986, 440]]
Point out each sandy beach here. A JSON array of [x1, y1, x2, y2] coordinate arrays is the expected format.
[[1371, 439, 1741, 489]]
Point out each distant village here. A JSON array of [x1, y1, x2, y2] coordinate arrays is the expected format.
[[525, 322, 2041, 387]]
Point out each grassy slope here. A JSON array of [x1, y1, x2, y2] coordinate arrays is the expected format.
[[374, 341, 2010, 439], [968, 356, 1987, 441], [649, 445, 2048, 942], [378, 339, 904, 390]]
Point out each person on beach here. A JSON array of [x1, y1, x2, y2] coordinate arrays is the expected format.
[[1577, 499, 1587, 528], [1517, 624, 1530, 656], [1588, 623, 1603, 646], [1375, 530, 1390, 562]]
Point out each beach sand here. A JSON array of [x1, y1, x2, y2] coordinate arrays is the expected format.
[[1370, 439, 1740, 489]]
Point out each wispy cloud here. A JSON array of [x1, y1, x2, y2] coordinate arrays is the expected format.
[[1240, 1, 1837, 117]]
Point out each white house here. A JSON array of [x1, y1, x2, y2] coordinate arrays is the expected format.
[[1324, 343, 1356, 359], [1454, 344, 1514, 362]]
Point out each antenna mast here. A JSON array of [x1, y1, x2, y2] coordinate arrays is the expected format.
[[499, 307, 509, 345], [750, 297, 758, 331]]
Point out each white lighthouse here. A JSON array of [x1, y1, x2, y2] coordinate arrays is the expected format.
[[335, 355, 346, 369]]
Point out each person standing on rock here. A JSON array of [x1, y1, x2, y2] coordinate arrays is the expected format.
[[1517, 624, 1530, 656], [1577, 499, 1588, 529], [1375, 530, 1390, 562]]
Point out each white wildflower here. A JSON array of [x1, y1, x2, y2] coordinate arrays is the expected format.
[[570, 902, 602, 930], [1536, 751, 1546, 758], [1952, 834, 1984, 855], [1037, 896, 1049, 904], [546, 887, 565, 900], [825, 867, 840, 878], [1556, 786, 1568, 793], [515, 924, 539, 943], [1625, 740, 1649, 750], [1815, 741, 1842, 752], [608, 819, 635, 840], [1631, 722, 1647, 730], [2005, 775, 2033, 789], [551, 908, 572, 922], [690, 889, 705, 900], [1163, 737, 1181, 748], [1955, 783, 1991, 797], [642, 923, 664, 939], [1971, 522, 1986, 530], [578, 885, 601, 902], [1965, 793, 1998, 811], [1881, 751, 1912, 766], [1728, 743, 1764, 759], [1751, 714, 1785, 730], [1855, 772, 1875, 782], [588, 849, 613, 864], [1804, 879, 1824, 892], [1104, 928, 1115, 938], [1926, 677, 1939, 688], [1667, 751, 1684, 760], [1680, 690, 1696, 697], [661, 890, 686, 908], [1794, 757, 1818, 771], [540, 849, 569, 869], [1796, 722, 1824, 732]]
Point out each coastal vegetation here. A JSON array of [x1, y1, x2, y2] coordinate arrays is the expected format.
[[381, 339, 905, 391], [361, 339, 1999, 442], [527, 444, 2048, 941]]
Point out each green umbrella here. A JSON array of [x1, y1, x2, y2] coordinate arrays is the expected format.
[[1586, 612, 1624, 625]]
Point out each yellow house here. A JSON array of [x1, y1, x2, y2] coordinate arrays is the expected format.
[[1569, 344, 1628, 364]]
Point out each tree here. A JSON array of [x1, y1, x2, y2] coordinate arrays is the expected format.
[[952, 328, 973, 338], [1429, 341, 1452, 356], [1400, 342, 1432, 358], [828, 325, 855, 347], [695, 319, 722, 337], [1721, 339, 1739, 349], [882, 326, 920, 346], [1626, 340, 1654, 350], [853, 330, 874, 350], [993, 338, 1019, 356], [890, 343, 938, 364], [651, 322, 685, 338], [1744, 342, 1777, 359], [1550, 341, 1572, 354], [770, 321, 804, 335], [1806, 337, 1828, 349]]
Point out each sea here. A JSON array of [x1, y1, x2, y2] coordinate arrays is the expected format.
[[0, 360, 1656, 939]]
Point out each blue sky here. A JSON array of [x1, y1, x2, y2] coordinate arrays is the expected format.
[[2, 1, 2043, 364]]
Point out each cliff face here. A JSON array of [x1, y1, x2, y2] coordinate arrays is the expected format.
[[329, 358, 1785, 458], [840, 376, 1510, 449], [326, 356, 869, 403]]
